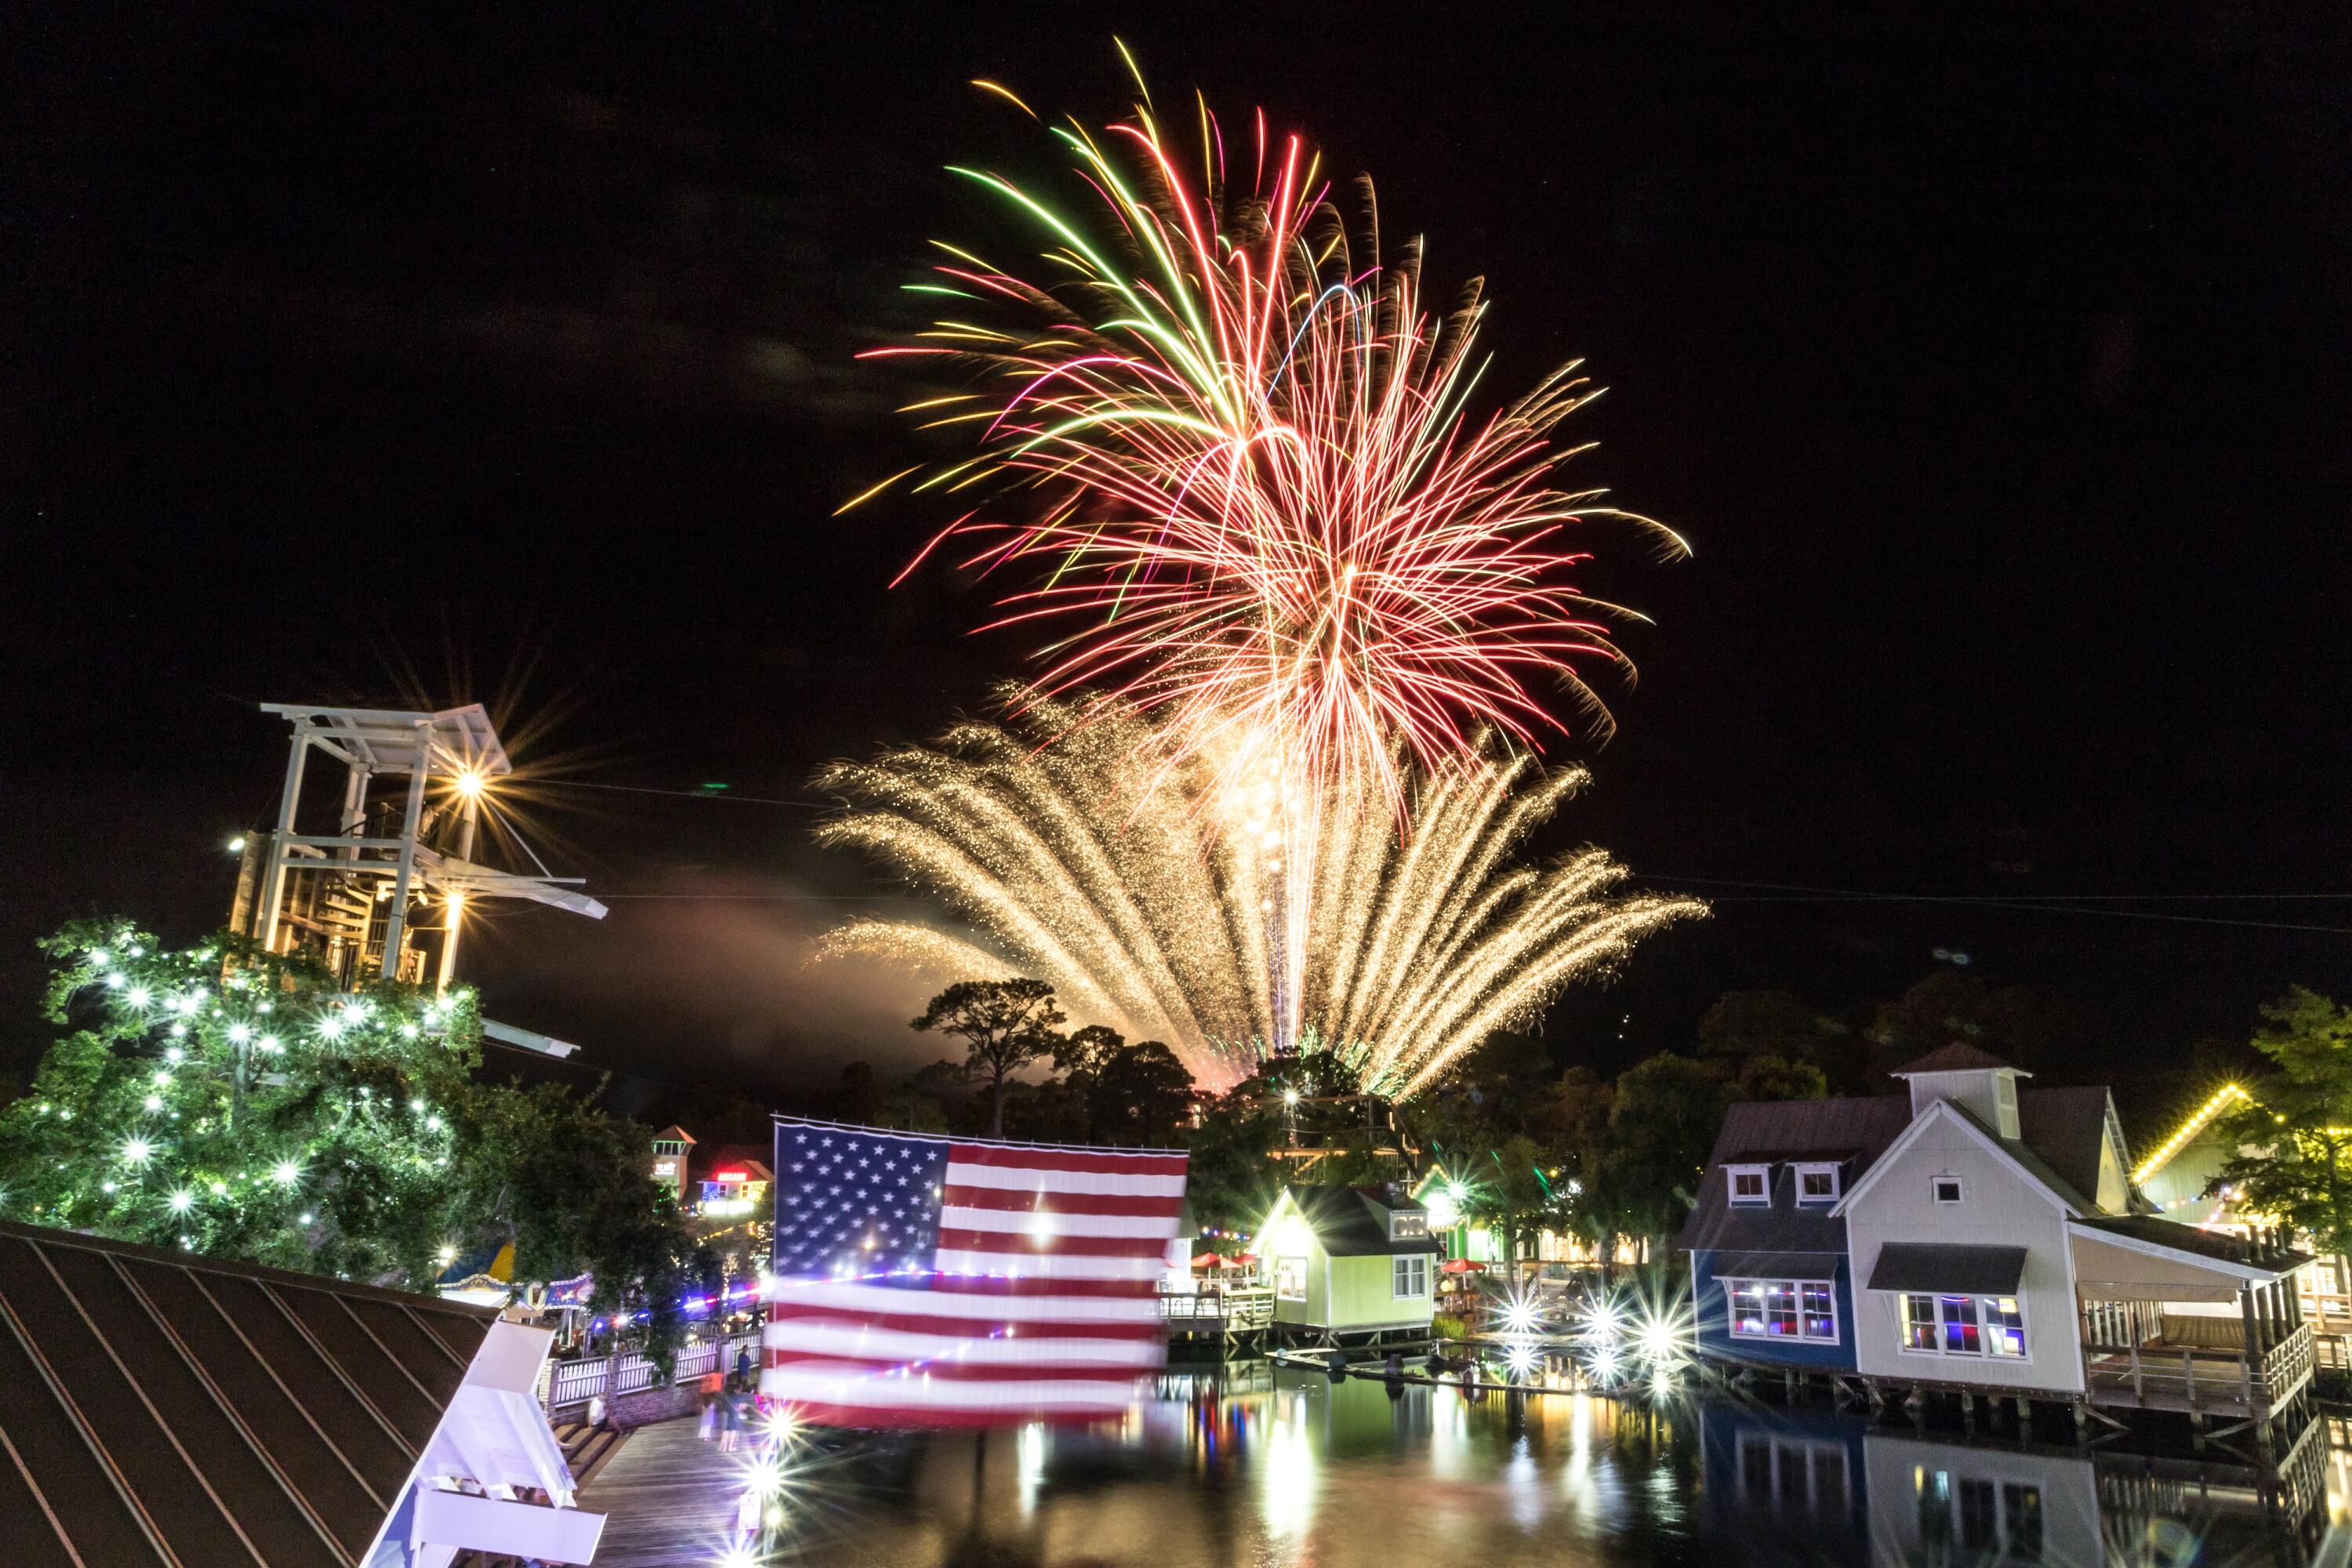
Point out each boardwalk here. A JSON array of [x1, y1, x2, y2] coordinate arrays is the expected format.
[[578, 1417, 760, 1566]]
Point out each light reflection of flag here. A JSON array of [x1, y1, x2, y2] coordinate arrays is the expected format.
[[761, 1117, 1187, 1426]]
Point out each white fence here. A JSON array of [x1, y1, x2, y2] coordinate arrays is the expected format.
[[539, 1330, 764, 1414]]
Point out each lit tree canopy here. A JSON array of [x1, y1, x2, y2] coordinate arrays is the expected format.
[[0, 920, 708, 1359]]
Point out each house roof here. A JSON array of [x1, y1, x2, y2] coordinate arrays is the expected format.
[[652, 1125, 695, 1145], [1280, 1185, 1442, 1257], [1680, 1080, 2134, 1257], [2016, 1085, 2118, 1207], [2071, 1215, 2310, 1278], [0, 1218, 498, 1566], [701, 1145, 775, 1181], [1677, 1096, 1917, 1257], [1893, 1042, 2025, 1076]]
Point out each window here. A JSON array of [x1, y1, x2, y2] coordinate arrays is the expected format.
[[1392, 1254, 1428, 1298], [1931, 1175, 1964, 1205], [1275, 1255, 1307, 1301], [2002, 1483, 2044, 1560], [1899, 1293, 2027, 1358], [1733, 1434, 1852, 1517], [1729, 1164, 1770, 1204], [1901, 1294, 1940, 1351], [1795, 1163, 1840, 1203], [1982, 1296, 2027, 1356], [1726, 1278, 1838, 1343], [1390, 1212, 1428, 1240]]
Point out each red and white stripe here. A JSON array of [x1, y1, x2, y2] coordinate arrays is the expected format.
[[763, 1140, 1185, 1428]]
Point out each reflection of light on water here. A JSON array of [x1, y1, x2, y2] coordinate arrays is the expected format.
[[1261, 1403, 1319, 1544], [1506, 1439, 1544, 1531], [1018, 1423, 1047, 1519]]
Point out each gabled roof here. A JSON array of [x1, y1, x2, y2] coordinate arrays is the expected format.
[[1277, 1185, 1441, 1257], [1677, 1096, 1916, 1257], [2017, 1084, 2121, 1207], [0, 1219, 497, 1566], [1832, 1098, 2085, 1218], [1893, 1042, 2026, 1076], [651, 1125, 695, 1145]]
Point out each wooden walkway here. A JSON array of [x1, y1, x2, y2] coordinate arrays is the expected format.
[[576, 1417, 757, 1566]]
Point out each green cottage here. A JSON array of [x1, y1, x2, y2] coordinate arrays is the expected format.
[[1261, 1184, 1445, 1348]]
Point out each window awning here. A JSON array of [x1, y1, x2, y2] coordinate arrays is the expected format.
[[1715, 1251, 1841, 1281], [1867, 1243, 2027, 1295]]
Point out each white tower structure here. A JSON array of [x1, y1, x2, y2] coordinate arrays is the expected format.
[[230, 702, 605, 992]]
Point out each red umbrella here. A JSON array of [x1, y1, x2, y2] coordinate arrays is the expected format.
[[1439, 1258, 1487, 1275], [1191, 1251, 1231, 1269], [1232, 1253, 1258, 1265]]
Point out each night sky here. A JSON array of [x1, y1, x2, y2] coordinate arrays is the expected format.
[[7, 7, 2349, 1112]]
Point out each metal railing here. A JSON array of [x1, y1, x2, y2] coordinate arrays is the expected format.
[[1157, 1287, 1275, 1330], [2078, 1316, 2314, 1413], [540, 1330, 763, 1414]]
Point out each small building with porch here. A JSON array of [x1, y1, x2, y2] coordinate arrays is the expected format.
[[1261, 1184, 1443, 1348], [1684, 1043, 2317, 1438]]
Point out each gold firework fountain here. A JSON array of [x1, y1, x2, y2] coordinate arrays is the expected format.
[[814, 695, 1702, 1096]]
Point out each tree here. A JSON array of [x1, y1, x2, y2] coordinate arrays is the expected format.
[[0, 920, 705, 1358], [0, 921, 476, 1283], [1055, 1025, 1196, 1145], [1869, 971, 2100, 1075], [1183, 1093, 1283, 1236], [911, 979, 1065, 1138], [2216, 989, 2352, 1259], [1600, 1052, 1733, 1254], [1699, 990, 1867, 1090], [1736, 1053, 1828, 1103], [456, 1080, 715, 1373]]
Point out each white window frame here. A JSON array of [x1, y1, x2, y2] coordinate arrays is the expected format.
[[1795, 1162, 1841, 1203], [1728, 1164, 1771, 1205], [1930, 1174, 1964, 1206], [1389, 1211, 1428, 1241], [1895, 1292, 2029, 1360], [1274, 1255, 1308, 1302], [1723, 1277, 1841, 1344], [1392, 1253, 1428, 1298]]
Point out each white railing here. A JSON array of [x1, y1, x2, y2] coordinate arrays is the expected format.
[[540, 1330, 763, 1413]]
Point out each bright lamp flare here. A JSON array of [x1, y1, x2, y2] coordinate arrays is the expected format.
[[864, 76, 1685, 814], [815, 695, 1700, 1093]]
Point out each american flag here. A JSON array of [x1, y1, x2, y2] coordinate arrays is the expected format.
[[760, 1117, 1188, 1427]]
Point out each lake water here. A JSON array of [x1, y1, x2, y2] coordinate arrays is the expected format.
[[755, 1362, 2350, 1566]]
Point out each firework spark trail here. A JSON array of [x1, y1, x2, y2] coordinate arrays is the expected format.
[[812, 696, 1703, 1094], [856, 77, 1687, 817]]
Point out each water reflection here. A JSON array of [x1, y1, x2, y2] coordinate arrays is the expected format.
[[762, 1363, 2341, 1566]]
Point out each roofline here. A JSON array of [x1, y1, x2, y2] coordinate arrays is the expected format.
[[0, 1218, 498, 1319], [2067, 1218, 2310, 1283], [1829, 1100, 2081, 1220]]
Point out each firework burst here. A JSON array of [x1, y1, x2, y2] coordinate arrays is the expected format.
[[858, 64, 1686, 813], [812, 695, 1702, 1097]]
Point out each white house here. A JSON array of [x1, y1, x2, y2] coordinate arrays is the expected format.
[[1697, 1042, 2316, 1429]]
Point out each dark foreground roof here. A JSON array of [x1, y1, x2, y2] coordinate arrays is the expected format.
[[1283, 1185, 1442, 1257], [0, 1219, 495, 1567]]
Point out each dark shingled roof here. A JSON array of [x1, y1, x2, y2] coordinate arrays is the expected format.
[[1676, 1096, 1915, 1258], [2016, 1085, 2120, 1207], [1283, 1185, 1443, 1257], [0, 1218, 497, 1567], [1893, 1042, 2024, 1076]]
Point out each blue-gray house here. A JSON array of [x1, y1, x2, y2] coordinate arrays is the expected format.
[[1679, 1095, 1915, 1374], [1679, 1046, 2147, 1377]]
